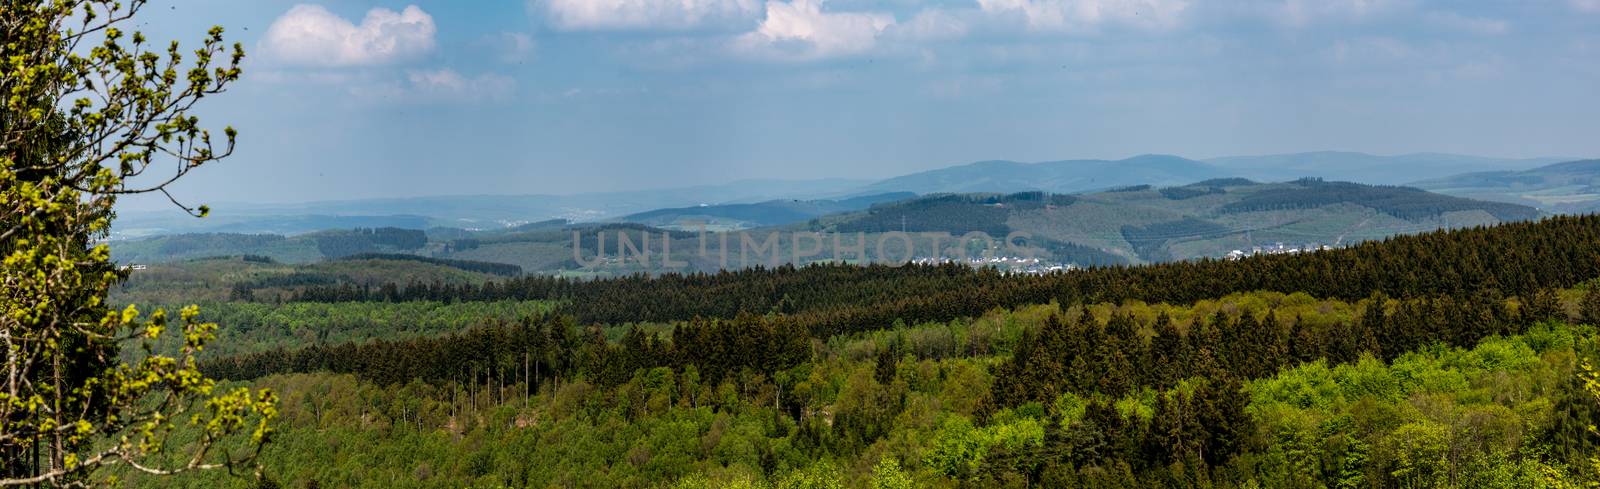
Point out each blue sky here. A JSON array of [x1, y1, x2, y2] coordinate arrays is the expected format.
[[123, 0, 1600, 207]]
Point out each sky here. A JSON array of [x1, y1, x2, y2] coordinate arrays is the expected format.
[[119, 0, 1600, 208]]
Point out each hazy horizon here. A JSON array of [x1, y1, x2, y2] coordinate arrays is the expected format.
[[119, 0, 1600, 210], [119, 149, 1581, 211]]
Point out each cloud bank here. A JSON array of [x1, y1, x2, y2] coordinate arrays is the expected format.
[[263, 4, 437, 66], [540, 0, 763, 30]]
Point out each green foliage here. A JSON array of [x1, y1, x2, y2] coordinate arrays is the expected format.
[[290, 213, 1600, 338], [181, 300, 556, 358], [868, 457, 913, 489], [309, 227, 427, 258], [137, 300, 1600, 488], [2, 0, 276, 486], [1219, 178, 1540, 221]]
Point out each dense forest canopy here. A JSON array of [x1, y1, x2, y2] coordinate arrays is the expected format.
[[286, 214, 1600, 335], [118, 212, 1600, 487]]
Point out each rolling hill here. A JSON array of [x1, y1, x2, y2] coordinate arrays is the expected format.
[[110, 178, 871, 238], [1411, 159, 1600, 212], [111, 152, 1570, 240], [852, 154, 1224, 195], [1206, 151, 1566, 185], [615, 192, 914, 230], [812, 178, 1537, 264], [113, 179, 1538, 274]]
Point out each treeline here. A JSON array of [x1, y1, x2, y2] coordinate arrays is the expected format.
[[836, 192, 1076, 237], [288, 214, 1600, 337], [992, 288, 1556, 408], [205, 287, 1565, 426], [201, 313, 811, 396], [1220, 178, 1540, 221], [338, 253, 523, 276], [1119, 217, 1232, 261], [154, 233, 286, 255], [181, 300, 556, 358], [1030, 238, 1131, 267], [1158, 184, 1226, 200], [310, 227, 426, 258], [164, 318, 1590, 488]]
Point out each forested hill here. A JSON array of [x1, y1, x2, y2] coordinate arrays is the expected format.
[[288, 213, 1600, 335], [188, 210, 1600, 488], [851, 154, 1224, 195], [615, 192, 915, 230], [811, 178, 1536, 263], [129, 181, 1591, 489], [111, 179, 1537, 271], [1413, 158, 1600, 212]]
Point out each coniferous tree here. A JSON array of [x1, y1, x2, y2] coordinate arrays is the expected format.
[[1147, 390, 1205, 467], [1096, 314, 1140, 398], [1523, 288, 1564, 324], [874, 345, 899, 386], [1146, 313, 1188, 389], [1069, 312, 1104, 394], [1362, 293, 1391, 359], [1188, 314, 1227, 381], [1546, 352, 1600, 469], [1194, 378, 1252, 467], [1287, 314, 1323, 365], [1581, 287, 1600, 326]]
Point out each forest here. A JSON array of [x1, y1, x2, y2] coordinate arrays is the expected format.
[[283, 214, 1600, 332], [16, 1, 1600, 487], [160, 291, 1600, 488], [1218, 179, 1540, 221], [104, 214, 1600, 487]]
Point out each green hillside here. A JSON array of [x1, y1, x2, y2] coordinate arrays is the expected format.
[[617, 192, 915, 230], [147, 213, 1600, 488], [1207, 151, 1566, 185], [110, 255, 511, 304], [813, 179, 1535, 264], [109, 180, 1538, 273], [853, 154, 1224, 195], [1412, 158, 1600, 211], [111, 227, 431, 264]]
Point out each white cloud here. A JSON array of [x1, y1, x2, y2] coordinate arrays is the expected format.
[[540, 0, 763, 30], [408, 69, 516, 101], [891, 8, 969, 42], [1424, 11, 1507, 36], [976, 0, 1191, 33], [1272, 0, 1409, 27], [733, 0, 896, 60], [351, 69, 515, 103], [1574, 0, 1600, 13], [263, 4, 436, 66]]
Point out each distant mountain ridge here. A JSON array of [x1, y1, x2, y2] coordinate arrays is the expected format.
[[854, 154, 1224, 195], [616, 192, 915, 230], [114, 178, 1538, 270], [111, 151, 1573, 239], [112, 178, 873, 237], [1412, 158, 1600, 212], [811, 178, 1536, 264], [1204, 151, 1568, 185]]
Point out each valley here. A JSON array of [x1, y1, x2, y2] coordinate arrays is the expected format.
[[111, 177, 1541, 275], [10, 2, 1600, 488]]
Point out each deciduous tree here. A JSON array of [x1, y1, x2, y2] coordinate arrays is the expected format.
[[1, 1, 274, 485]]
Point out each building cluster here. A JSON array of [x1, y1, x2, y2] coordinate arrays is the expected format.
[[910, 255, 1077, 274], [1224, 242, 1336, 260]]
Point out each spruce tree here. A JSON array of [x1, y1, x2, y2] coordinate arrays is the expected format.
[[1581, 286, 1600, 326]]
